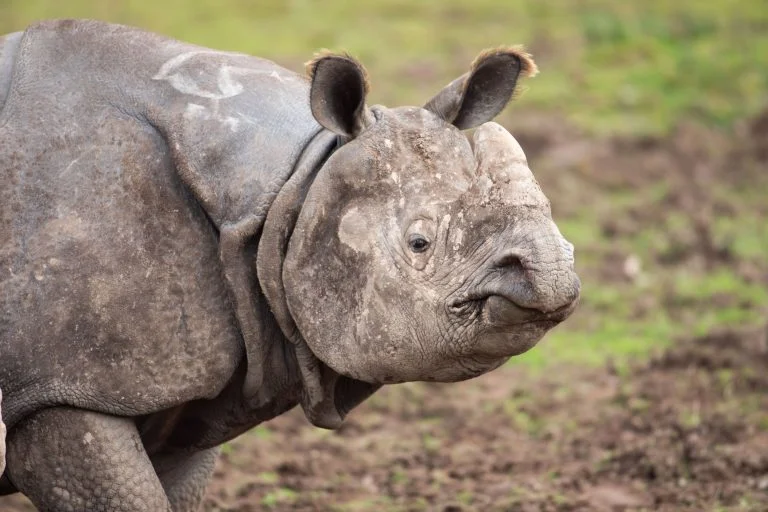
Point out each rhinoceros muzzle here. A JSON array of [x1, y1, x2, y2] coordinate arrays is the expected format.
[[482, 292, 579, 327], [459, 244, 581, 328]]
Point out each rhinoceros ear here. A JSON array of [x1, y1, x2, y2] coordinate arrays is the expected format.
[[307, 52, 373, 138], [424, 46, 538, 130]]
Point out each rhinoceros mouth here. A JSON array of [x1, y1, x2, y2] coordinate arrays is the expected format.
[[450, 294, 576, 329], [485, 296, 577, 325]]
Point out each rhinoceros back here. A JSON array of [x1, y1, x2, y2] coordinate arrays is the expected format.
[[0, 20, 320, 429]]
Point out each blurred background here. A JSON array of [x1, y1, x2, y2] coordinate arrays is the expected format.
[[1, 1, 767, 510]]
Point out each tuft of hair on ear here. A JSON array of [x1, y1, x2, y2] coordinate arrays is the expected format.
[[469, 45, 539, 100], [304, 50, 371, 95], [471, 45, 539, 78]]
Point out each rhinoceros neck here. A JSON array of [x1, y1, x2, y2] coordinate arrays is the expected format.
[[257, 131, 382, 430], [257, 129, 340, 346]]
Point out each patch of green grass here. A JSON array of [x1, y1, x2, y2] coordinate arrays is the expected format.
[[248, 425, 274, 440], [420, 433, 441, 454], [390, 468, 408, 485], [712, 214, 768, 260], [757, 414, 768, 433], [515, 308, 676, 370], [456, 490, 474, 506], [261, 487, 299, 508], [2, 0, 766, 135], [679, 409, 702, 429], [332, 497, 399, 512], [257, 471, 280, 484], [674, 268, 768, 303], [502, 402, 545, 437]]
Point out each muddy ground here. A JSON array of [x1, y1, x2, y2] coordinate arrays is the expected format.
[[202, 324, 768, 512], [2, 112, 766, 511]]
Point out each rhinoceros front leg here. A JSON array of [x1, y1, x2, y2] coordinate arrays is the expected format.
[[6, 407, 172, 511], [151, 447, 219, 511]]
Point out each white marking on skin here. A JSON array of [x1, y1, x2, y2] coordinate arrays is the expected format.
[[154, 51, 295, 100], [216, 67, 245, 98], [223, 116, 241, 131], [59, 148, 97, 177], [183, 103, 208, 120], [453, 227, 464, 247], [184, 103, 242, 132], [153, 51, 243, 99], [391, 172, 400, 184], [384, 139, 393, 149], [83, 432, 94, 445], [338, 207, 369, 252]]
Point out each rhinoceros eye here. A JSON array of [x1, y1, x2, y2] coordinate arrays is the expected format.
[[408, 234, 431, 253]]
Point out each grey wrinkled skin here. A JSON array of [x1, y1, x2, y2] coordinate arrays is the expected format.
[[0, 19, 579, 511]]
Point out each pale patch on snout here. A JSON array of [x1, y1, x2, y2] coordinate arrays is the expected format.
[[338, 207, 370, 252]]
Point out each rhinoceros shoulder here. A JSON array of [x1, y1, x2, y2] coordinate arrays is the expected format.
[[0, 20, 322, 433]]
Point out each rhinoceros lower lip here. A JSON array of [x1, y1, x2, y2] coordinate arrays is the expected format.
[[449, 293, 576, 326], [480, 295, 574, 327]]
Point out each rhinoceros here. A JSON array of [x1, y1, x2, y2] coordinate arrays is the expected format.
[[0, 18, 580, 511]]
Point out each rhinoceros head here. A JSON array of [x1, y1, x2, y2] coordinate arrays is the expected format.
[[260, 48, 580, 426]]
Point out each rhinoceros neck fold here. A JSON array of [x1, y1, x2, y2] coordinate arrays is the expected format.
[[257, 129, 381, 429], [258, 129, 339, 346]]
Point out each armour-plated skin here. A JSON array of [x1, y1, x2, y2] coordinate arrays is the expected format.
[[0, 19, 579, 511]]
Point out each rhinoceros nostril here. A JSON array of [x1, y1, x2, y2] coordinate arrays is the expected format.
[[494, 251, 525, 272]]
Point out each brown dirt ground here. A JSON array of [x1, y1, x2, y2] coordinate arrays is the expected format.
[[198, 324, 768, 512], [2, 111, 767, 511]]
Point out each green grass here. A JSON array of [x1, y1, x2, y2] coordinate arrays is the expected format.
[[261, 487, 299, 508], [2, 0, 766, 135]]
